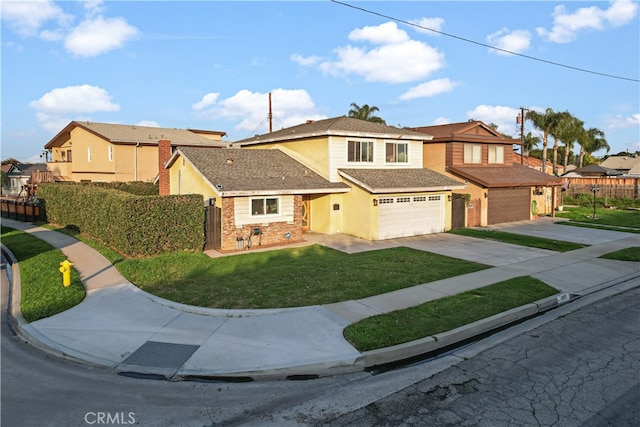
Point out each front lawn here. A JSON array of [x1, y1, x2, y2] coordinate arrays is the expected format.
[[344, 276, 557, 351], [599, 247, 640, 262], [448, 228, 586, 252], [556, 206, 640, 229], [115, 245, 490, 309], [1, 227, 85, 322]]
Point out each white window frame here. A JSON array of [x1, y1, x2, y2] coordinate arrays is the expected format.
[[250, 196, 280, 216], [488, 145, 504, 164], [87, 147, 92, 162], [347, 140, 374, 163], [464, 144, 481, 164], [108, 145, 113, 162], [385, 142, 408, 163]]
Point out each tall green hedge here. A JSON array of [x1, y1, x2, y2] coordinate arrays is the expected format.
[[38, 184, 204, 256]]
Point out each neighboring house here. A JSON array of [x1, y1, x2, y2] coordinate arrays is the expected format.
[[513, 153, 565, 176], [408, 121, 563, 226], [2, 163, 51, 197], [563, 164, 623, 178], [600, 155, 640, 176], [161, 116, 465, 250], [44, 121, 227, 183]]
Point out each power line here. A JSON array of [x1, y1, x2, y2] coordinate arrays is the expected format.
[[330, 0, 640, 83]]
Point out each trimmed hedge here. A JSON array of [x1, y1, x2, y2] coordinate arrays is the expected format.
[[38, 184, 204, 256], [49, 181, 159, 196]]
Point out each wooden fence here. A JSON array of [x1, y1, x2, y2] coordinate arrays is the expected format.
[[0, 198, 41, 222], [563, 177, 639, 199]]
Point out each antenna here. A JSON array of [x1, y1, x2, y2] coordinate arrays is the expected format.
[[268, 92, 273, 133]]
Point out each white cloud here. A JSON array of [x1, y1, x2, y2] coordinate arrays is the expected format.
[[399, 78, 457, 100], [408, 17, 445, 35], [29, 84, 120, 132], [192, 89, 325, 136], [64, 16, 139, 58], [432, 117, 450, 125], [348, 21, 409, 45], [290, 54, 324, 67], [466, 105, 520, 137], [487, 28, 531, 55], [306, 22, 444, 84], [0, 0, 71, 37], [192, 93, 220, 111], [608, 113, 640, 129], [135, 120, 160, 128], [537, 0, 639, 43]]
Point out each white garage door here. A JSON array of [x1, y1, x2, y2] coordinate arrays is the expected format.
[[378, 195, 444, 239]]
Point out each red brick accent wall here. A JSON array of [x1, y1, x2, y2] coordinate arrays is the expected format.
[[220, 195, 304, 251], [158, 139, 172, 196]]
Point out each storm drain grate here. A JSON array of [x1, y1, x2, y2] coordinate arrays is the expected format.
[[123, 341, 199, 369]]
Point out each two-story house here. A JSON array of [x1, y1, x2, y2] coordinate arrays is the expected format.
[[162, 116, 465, 251], [409, 121, 563, 226], [2, 163, 51, 197], [44, 121, 227, 183]]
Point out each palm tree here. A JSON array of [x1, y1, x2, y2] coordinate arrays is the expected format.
[[548, 110, 576, 175], [577, 127, 609, 167], [348, 103, 386, 124], [522, 132, 540, 157], [526, 108, 560, 174], [553, 113, 583, 173]]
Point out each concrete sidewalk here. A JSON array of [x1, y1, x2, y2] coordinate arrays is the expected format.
[[2, 218, 639, 380]]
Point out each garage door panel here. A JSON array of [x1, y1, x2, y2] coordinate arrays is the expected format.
[[378, 195, 444, 239], [487, 188, 530, 225]]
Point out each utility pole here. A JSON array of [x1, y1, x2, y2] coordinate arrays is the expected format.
[[516, 107, 526, 165], [268, 92, 273, 133]]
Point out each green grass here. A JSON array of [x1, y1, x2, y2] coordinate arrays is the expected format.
[[599, 247, 640, 262], [44, 224, 126, 264], [448, 228, 587, 252], [344, 276, 558, 351], [115, 245, 490, 309], [1, 226, 85, 322], [556, 206, 640, 229]]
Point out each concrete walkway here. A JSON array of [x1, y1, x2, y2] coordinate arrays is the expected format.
[[2, 218, 639, 380]]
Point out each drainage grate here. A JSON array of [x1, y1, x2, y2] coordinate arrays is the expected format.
[[122, 341, 199, 369]]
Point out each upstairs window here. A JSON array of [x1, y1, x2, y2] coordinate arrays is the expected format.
[[108, 145, 114, 162], [463, 144, 481, 164], [87, 147, 92, 162], [385, 142, 408, 163], [348, 140, 373, 162], [488, 145, 504, 164], [251, 197, 279, 216]]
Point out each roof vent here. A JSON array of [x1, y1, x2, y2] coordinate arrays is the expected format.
[[306, 120, 315, 124], [226, 158, 234, 164]]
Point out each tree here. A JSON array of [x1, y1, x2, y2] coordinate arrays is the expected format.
[[1, 158, 19, 165], [552, 113, 583, 173], [348, 103, 386, 124], [526, 108, 561, 174], [577, 127, 609, 167], [522, 132, 540, 157]]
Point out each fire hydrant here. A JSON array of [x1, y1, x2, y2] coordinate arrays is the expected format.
[[59, 259, 73, 287]]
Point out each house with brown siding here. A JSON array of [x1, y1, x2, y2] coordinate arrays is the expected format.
[[409, 121, 563, 226]]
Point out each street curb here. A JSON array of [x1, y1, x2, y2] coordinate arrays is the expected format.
[[355, 295, 570, 369], [1, 244, 112, 369]]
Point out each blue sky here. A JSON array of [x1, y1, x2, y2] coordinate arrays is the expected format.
[[2, 0, 639, 163]]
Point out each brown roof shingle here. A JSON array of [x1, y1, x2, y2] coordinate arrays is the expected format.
[[234, 116, 432, 146], [172, 147, 349, 195], [339, 168, 466, 193], [449, 163, 563, 187]]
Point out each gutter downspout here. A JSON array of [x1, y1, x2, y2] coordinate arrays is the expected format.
[[134, 142, 140, 181]]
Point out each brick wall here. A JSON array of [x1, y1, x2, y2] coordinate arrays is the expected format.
[[220, 195, 304, 251], [158, 139, 172, 196]]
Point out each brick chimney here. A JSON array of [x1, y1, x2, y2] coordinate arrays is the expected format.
[[158, 139, 172, 196]]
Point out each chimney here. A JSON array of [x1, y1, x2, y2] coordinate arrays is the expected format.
[[158, 139, 172, 196]]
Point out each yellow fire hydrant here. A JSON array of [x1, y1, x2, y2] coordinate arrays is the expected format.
[[59, 259, 73, 287]]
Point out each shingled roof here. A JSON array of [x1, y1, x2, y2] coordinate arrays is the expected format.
[[234, 116, 433, 146], [339, 168, 466, 193], [407, 121, 517, 144], [45, 121, 227, 149], [449, 163, 563, 188], [168, 147, 350, 196]]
